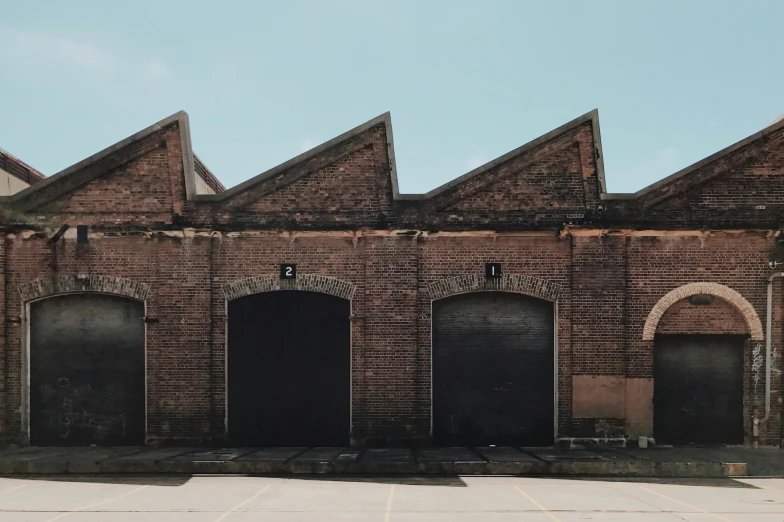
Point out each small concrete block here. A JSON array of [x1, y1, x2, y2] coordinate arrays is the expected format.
[[336, 448, 362, 463], [723, 462, 748, 476]]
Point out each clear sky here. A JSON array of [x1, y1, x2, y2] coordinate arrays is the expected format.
[[0, 1, 781, 194]]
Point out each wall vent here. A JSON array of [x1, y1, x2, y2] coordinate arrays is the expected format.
[[689, 294, 714, 306]]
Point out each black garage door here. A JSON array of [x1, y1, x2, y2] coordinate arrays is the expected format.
[[228, 291, 350, 446], [433, 291, 555, 447], [654, 334, 744, 445], [30, 294, 145, 446]]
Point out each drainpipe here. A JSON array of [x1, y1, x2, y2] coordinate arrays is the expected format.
[[763, 272, 784, 422]]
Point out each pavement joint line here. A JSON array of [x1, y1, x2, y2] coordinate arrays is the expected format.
[[213, 484, 271, 522], [42, 484, 148, 522], [637, 485, 735, 522], [514, 485, 560, 521], [383, 484, 395, 522], [0, 484, 25, 495]]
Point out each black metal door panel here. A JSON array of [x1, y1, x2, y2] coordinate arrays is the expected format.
[[30, 294, 145, 446], [228, 291, 350, 446], [654, 334, 744, 445], [433, 291, 554, 446]]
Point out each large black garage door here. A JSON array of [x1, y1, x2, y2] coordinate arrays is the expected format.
[[228, 291, 350, 446], [654, 334, 744, 445], [433, 291, 555, 447], [30, 294, 145, 446]]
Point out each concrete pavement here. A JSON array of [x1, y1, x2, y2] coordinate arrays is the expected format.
[[3, 475, 784, 521]]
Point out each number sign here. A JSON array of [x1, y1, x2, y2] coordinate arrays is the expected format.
[[280, 264, 297, 279], [485, 263, 502, 279]]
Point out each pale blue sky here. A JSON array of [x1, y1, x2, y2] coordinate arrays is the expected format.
[[0, 1, 781, 194]]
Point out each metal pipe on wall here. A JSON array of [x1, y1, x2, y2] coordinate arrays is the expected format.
[[764, 272, 784, 422]]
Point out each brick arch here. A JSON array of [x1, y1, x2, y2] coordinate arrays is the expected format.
[[222, 274, 356, 301], [427, 274, 562, 302], [642, 282, 763, 341], [18, 275, 149, 302]]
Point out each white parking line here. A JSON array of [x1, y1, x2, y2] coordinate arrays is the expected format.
[[0, 484, 26, 496], [638, 485, 734, 522], [514, 486, 561, 521], [213, 484, 270, 522], [44, 484, 148, 522], [383, 484, 395, 522]]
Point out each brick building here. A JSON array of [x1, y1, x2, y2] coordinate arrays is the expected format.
[[1, 110, 783, 448]]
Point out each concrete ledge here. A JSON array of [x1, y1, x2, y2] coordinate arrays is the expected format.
[[0, 446, 750, 478]]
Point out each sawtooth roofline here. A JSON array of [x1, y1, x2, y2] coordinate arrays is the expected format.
[[2, 108, 783, 205]]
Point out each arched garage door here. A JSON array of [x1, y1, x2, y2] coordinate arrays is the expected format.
[[228, 291, 350, 446], [433, 291, 554, 447], [29, 294, 145, 446]]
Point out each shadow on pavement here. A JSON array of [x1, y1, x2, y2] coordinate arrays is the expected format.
[[528, 475, 759, 488], [3, 474, 193, 486], [290, 475, 469, 486]]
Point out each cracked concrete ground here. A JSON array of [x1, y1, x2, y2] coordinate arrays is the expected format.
[[2, 475, 784, 521]]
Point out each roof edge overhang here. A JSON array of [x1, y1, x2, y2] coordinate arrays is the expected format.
[[4, 111, 197, 205], [196, 112, 397, 203]]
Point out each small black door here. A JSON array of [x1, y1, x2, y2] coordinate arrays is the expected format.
[[654, 334, 744, 445], [228, 291, 350, 446], [432, 291, 555, 447], [30, 294, 145, 446]]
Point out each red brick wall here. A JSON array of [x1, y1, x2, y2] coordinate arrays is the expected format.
[[1, 229, 782, 445]]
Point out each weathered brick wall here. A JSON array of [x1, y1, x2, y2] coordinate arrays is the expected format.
[[362, 236, 419, 443], [1, 229, 782, 445], [0, 233, 215, 443], [626, 232, 781, 442], [416, 123, 602, 231], [206, 125, 395, 230], [569, 233, 627, 437], [416, 234, 573, 436], [2, 111, 784, 447], [7, 123, 187, 230]]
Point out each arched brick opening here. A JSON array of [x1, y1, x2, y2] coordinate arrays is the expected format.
[[642, 282, 763, 341], [222, 274, 355, 301], [426, 273, 563, 444], [19, 275, 149, 446], [221, 274, 357, 445], [426, 274, 562, 302], [18, 275, 150, 302]]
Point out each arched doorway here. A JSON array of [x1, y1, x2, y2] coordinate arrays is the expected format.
[[29, 293, 146, 446], [227, 290, 351, 446], [645, 283, 761, 445], [432, 291, 555, 446]]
